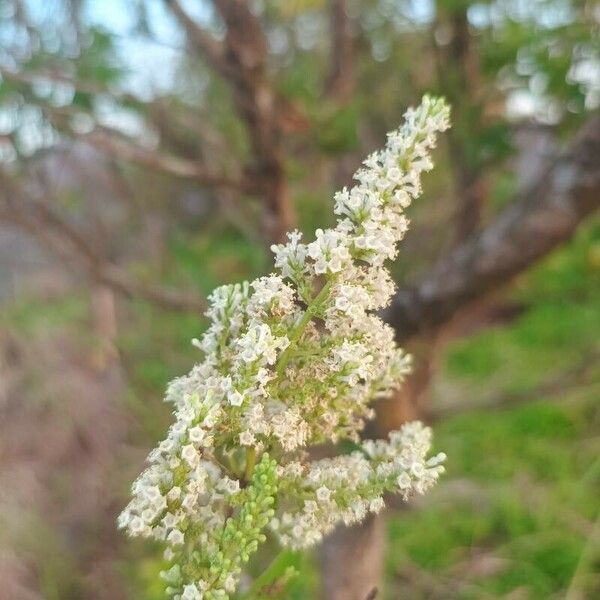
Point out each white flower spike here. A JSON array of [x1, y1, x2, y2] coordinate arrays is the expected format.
[[120, 96, 450, 600]]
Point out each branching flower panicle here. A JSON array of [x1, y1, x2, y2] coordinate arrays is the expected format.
[[119, 95, 450, 600]]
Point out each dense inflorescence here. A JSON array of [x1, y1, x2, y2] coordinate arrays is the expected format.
[[119, 96, 450, 600]]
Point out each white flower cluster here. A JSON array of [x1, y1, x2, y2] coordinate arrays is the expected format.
[[272, 422, 446, 548], [119, 96, 450, 600]]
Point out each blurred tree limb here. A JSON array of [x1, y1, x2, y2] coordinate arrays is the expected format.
[[387, 114, 600, 343], [0, 171, 206, 313], [82, 128, 255, 193], [0, 67, 256, 194], [324, 0, 355, 103], [165, 0, 298, 242]]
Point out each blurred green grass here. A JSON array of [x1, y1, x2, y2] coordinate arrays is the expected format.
[[383, 220, 600, 599]]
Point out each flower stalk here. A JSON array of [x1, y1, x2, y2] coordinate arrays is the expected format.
[[275, 278, 334, 378], [119, 95, 451, 600]]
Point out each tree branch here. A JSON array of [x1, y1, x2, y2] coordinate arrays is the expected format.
[[0, 66, 139, 105], [2, 67, 255, 193], [324, 0, 355, 102], [84, 128, 255, 192], [431, 5, 485, 242], [386, 115, 600, 343], [164, 0, 229, 75], [166, 0, 296, 241], [0, 172, 206, 313]]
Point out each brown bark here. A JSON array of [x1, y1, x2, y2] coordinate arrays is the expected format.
[[386, 114, 600, 344], [167, 0, 296, 242], [319, 513, 385, 600], [324, 0, 355, 103], [214, 0, 295, 241], [432, 5, 485, 241]]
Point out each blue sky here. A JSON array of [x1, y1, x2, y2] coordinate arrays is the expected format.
[[23, 0, 215, 94]]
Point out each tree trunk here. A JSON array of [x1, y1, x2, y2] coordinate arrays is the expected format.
[[319, 514, 386, 600]]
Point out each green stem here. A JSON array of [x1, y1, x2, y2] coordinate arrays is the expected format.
[[245, 446, 256, 481], [242, 549, 298, 600], [275, 279, 334, 378]]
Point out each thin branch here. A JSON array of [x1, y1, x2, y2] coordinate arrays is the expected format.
[[324, 0, 355, 102], [84, 128, 255, 192], [148, 100, 230, 158], [3, 69, 255, 194], [165, 0, 229, 75], [0, 67, 139, 105], [386, 115, 600, 343], [165, 0, 296, 241], [0, 172, 206, 313], [2, 66, 231, 154]]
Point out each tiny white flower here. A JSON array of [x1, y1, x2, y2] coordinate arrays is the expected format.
[[239, 430, 256, 446], [316, 486, 331, 502], [167, 486, 181, 502], [181, 444, 199, 466], [397, 472, 412, 489], [181, 583, 203, 600], [228, 390, 244, 407], [129, 516, 145, 534], [188, 426, 206, 443], [181, 494, 197, 511], [162, 512, 178, 529], [410, 461, 425, 477], [167, 529, 184, 546], [163, 547, 175, 561], [369, 497, 385, 513]]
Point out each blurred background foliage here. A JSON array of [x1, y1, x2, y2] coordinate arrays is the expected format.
[[0, 0, 598, 599]]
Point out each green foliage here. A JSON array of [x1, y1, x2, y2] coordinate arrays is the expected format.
[[446, 224, 599, 401], [313, 102, 360, 154], [169, 228, 268, 292]]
